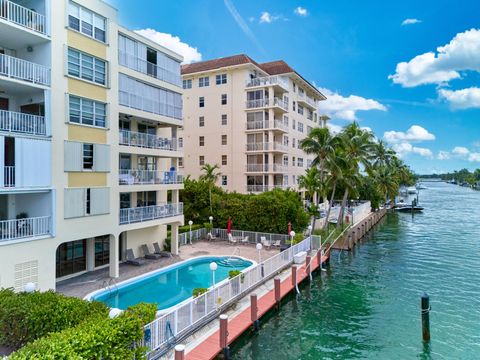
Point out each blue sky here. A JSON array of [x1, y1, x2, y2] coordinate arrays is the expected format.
[[108, 0, 480, 174]]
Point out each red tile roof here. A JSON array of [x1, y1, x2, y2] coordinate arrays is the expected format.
[[259, 60, 295, 75], [181, 54, 260, 75]]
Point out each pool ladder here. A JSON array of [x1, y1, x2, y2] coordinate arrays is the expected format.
[[102, 278, 119, 298]]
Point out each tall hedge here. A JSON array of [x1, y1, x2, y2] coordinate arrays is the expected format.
[[0, 289, 109, 349], [181, 179, 309, 233], [9, 303, 157, 360]]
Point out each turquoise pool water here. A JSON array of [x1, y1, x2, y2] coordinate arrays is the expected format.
[[91, 256, 252, 310]]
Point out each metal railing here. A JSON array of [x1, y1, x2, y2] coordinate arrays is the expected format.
[[179, 227, 290, 246], [143, 235, 312, 356], [118, 51, 181, 87], [246, 184, 288, 192], [246, 98, 288, 110], [245, 164, 286, 173], [246, 120, 288, 131], [118, 170, 183, 185], [119, 203, 183, 225], [119, 130, 178, 151], [0, 216, 51, 242], [0, 53, 50, 86], [3, 166, 14, 187], [0, 0, 47, 35], [273, 97, 288, 110], [298, 92, 316, 108], [245, 75, 289, 90], [0, 109, 46, 136], [246, 142, 288, 152]]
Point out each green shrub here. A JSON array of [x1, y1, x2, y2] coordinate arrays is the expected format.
[[163, 237, 171, 252], [9, 303, 157, 360], [178, 224, 203, 233], [0, 288, 109, 349], [228, 270, 244, 283], [192, 288, 208, 298]]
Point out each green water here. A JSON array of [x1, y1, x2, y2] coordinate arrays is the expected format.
[[231, 182, 480, 359]]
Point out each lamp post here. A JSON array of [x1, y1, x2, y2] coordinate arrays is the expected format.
[[210, 262, 218, 307], [24, 282, 36, 293], [209, 216, 213, 227], [256, 243, 264, 277], [307, 225, 312, 236], [290, 230, 296, 243], [188, 220, 193, 245]]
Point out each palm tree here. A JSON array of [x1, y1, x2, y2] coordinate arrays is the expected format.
[[199, 163, 221, 213], [372, 165, 399, 205], [323, 153, 344, 230], [298, 167, 322, 229]]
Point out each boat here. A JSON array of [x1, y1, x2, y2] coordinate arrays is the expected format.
[[407, 186, 417, 194], [395, 205, 424, 213], [416, 182, 428, 190]]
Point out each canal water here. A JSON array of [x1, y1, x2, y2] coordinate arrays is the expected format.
[[230, 182, 480, 359]]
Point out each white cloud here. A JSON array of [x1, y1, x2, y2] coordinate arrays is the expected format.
[[388, 28, 480, 87], [452, 146, 470, 155], [392, 142, 433, 158], [438, 87, 480, 109], [326, 122, 343, 134], [318, 88, 386, 120], [260, 11, 281, 23], [437, 151, 451, 160], [401, 18, 422, 26], [294, 7, 308, 17], [134, 29, 201, 64], [469, 153, 480, 162], [384, 125, 435, 143]]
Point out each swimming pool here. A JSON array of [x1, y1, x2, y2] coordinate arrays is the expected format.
[[86, 256, 253, 311]]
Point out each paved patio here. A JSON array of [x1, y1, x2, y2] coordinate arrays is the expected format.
[[56, 240, 280, 299]]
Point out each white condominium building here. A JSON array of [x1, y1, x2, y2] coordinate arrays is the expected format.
[[0, 0, 184, 291], [179, 54, 329, 194]]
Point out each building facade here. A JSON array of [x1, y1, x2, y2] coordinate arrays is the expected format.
[[0, 0, 184, 291], [180, 55, 329, 193]]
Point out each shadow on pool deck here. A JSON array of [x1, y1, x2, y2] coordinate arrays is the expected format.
[[56, 241, 279, 299]]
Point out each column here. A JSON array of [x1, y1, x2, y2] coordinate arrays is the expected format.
[[171, 223, 179, 255], [109, 234, 119, 278], [86, 237, 95, 271]]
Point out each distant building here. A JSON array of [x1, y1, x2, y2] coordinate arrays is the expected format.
[[180, 54, 329, 193]]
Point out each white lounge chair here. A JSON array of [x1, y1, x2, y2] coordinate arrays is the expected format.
[[261, 236, 271, 249], [228, 233, 237, 245], [240, 236, 249, 244], [272, 240, 281, 247]]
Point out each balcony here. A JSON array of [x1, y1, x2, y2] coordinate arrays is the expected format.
[[119, 169, 183, 186], [298, 92, 316, 109], [246, 142, 288, 153], [246, 184, 289, 193], [0, 216, 51, 242], [245, 119, 288, 132], [245, 164, 287, 173], [119, 130, 179, 152], [245, 75, 289, 92], [2, 166, 14, 187], [245, 97, 288, 112], [0, 110, 46, 136], [119, 203, 183, 225], [0, 0, 47, 35], [0, 53, 50, 86]]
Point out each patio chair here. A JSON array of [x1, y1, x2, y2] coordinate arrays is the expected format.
[[141, 244, 162, 260], [207, 232, 217, 241], [272, 240, 281, 247], [228, 233, 237, 245], [261, 237, 271, 249], [240, 236, 249, 244], [153, 242, 172, 257], [126, 249, 145, 266]]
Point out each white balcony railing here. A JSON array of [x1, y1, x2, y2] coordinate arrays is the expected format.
[[119, 203, 183, 225], [246, 97, 288, 110], [298, 92, 316, 108], [245, 75, 289, 90], [246, 142, 288, 152], [246, 120, 288, 131], [0, 110, 46, 136], [273, 97, 288, 110], [3, 166, 14, 187], [119, 130, 178, 151], [246, 184, 288, 192], [118, 51, 182, 87], [272, 164, 287, 172], [0, 53, 50, 86], [245, 164, 287, 173], [119, 169, 183, 185], [0, 0, 47, 35], [0, 216, 51, 242]]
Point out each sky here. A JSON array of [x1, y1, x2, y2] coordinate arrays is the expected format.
[[107, 0, 480, 174]]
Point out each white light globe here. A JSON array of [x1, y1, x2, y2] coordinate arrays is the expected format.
[[256, 243, 263, 251], [308, 225, 312, 231], [209, 216, 213, 221], [290, 231, 296, 237], [188, 220, 193, 225], [24, 282, 36, 293], [209, 262, 218, 271]]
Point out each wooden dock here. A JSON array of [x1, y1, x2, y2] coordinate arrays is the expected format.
[[184, 253, 328, 360]]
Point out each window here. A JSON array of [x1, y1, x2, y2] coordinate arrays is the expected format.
[[283, 115, 289, 127], [199, 76, 209, 87], [307, 159, 312, 168], [199, 116, 205, 127], [183, 79, 192, 89], [86, 188, 91, 215], [293, 83, 296, 92], [199, 136, 204, 146], [222, 155, 227, 166], [199, 97, 205, 108], [283, 156, 288, 166], [292, 138, 296, 148], [298, 122, 304, 133], [293, 101, 296, 111], [68, 1, 106, 42], [199, 156, 205, 166], [292, 119, 296, 130], [298, 158, 304, 167], [178, 137, 183, 148], [68, 48, 106, 85], [222, 175, 228, 186], [83, 144, 94, 169], [292, 175, 296, 185], [307, 109, 313, 120], [221, 114, 227, 125], [69, 96, 106, 127], [216, 73, 227, 85], [284, 136, 289, 146], [292, 156, 296, 165], [178, 158, 184, 167], [307, 126, 312, 134], [283, 175, 289, 186], [221, 94, 227, 105], [298, 104, 304, 115], [221, 135, 227, 145], [299, 88, 304, 96]]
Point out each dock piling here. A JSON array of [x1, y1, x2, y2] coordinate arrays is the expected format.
[[174, 344, 185, 360], [306, 256, 311, 281], [274, 278, 281, 309], [421, 293, 431, 342], [219, 314, 230, 359], [250, 294, 259, 330]]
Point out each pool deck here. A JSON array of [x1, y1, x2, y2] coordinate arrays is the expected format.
[[182, 252, 328, 360], [56, 241, 279, 299]]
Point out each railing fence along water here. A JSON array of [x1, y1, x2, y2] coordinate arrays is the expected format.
[[0, 110, 46, 136], [144, 236, 313, 357], [119, 203, 183, 225], [0, 53, 50, 86], [0, 216, 51, 242], [0, 0, 47, 34]]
